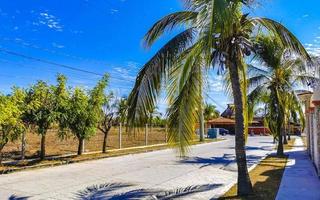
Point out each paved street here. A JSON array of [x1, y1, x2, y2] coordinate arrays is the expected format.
[[0, 136, 274, 200]]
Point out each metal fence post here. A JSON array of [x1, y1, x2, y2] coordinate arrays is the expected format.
[[145, 123, 148, 146], [119, 123, 122, 149], [165, 125, 168, 143]]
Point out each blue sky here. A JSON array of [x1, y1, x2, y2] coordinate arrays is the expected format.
[[0, 0, 319, 113]]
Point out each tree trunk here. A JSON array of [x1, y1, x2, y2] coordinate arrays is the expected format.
[[287, 123, 291, 141], [40, 134, 46, 160], [277, 128, 284, 156], [102, 132, 107, 153], [228, 60, 253, 195], [0, 151, 3, 165], [78, 138, 84, 155], [21, 131, 26, 160], [283, 130, 288, 145]]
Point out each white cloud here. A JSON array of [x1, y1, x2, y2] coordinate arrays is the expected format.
[[33, 11, 63, 32], [52, 42, 65, 49], [110, 9, 119, 14], [302, 14, 309, 18]]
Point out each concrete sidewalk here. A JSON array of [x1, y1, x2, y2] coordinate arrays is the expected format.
[[276, 138, 320, 200]]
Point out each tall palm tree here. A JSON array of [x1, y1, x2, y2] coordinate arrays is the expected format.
[[248, 35, 314, 156], [127, 0, 309, 195]]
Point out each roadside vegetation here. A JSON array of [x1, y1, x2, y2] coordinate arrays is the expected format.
[[0, 74, 169, 164]]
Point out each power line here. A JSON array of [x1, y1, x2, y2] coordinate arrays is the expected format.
[[0, 37, 139, 81], [204, 93, 226, 110], [0, 48, 104, 76], [0, 48, 136, 83]]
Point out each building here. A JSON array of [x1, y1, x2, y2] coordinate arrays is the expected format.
[[298, 84, 320, 177], [207, 104, 270, 135]]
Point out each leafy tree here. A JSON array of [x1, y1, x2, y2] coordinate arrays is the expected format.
[[248, 35, 315, 156], [63, 74, 109, 155], [98, 93, 117, 153], [0, 94, 24, 164], [126, 0, 309, 195], [204, 104, 220, 121], [28, 81, 56, 160], [11, 87, 31, 160]]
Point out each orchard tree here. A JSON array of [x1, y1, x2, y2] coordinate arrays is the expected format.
[[11, 87, 32, 160], [0, 94, 24, 164], [64, 74, 109, 155], [28, 81, 56, 160], [98, 93, 117, 153]]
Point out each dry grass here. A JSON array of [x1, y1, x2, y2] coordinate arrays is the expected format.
[[2, 127, 167, 161], [219, 155, 288, 200]]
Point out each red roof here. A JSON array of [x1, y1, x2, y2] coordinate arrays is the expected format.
[[207, 117, 235, 125]]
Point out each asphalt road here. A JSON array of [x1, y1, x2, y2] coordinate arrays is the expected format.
[[0, 135, 274, 200]]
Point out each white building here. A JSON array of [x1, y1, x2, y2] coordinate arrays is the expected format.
[[298, 84, 320, 177]]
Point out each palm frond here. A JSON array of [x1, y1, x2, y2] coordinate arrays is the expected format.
[[144, 11, 198, 48], [127, 29, 195, 126], [251, 18, 311, 61], [166, 52, 202, 155]]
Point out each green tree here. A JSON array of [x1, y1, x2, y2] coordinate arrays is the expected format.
[[204, 104, 220, 121], [126, 0, 309, 195], [63, 74, 109, 155], [11, 87, 30, 160], [0, 94, 24, 164], [29, 81, 56, 160], [248, 35, 314, 156], [98, 93, 117, 153]]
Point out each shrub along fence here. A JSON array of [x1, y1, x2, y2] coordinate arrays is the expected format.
[[2, 124, 167, 161]]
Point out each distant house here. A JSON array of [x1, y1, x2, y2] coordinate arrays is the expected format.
[[207, 104, 270, 135]]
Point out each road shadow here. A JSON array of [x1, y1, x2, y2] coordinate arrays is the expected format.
[[8, 195, 30, 200], [180, 154, 264, 171], [76, 182, 222, 200]]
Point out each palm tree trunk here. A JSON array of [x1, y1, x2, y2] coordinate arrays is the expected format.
[[228, 60, 253, 195], [40, 134, 46, 160], [277, 128, 284, 156], [78, 138, 84, 155], [283, 129, 288, 144]]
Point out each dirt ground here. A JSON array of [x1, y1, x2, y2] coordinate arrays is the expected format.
[[3, 126, 167, 161]]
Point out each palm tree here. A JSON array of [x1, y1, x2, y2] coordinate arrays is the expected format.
[[248, 35, 314, 156], [204, 104, 220, 121], [127, 0, 309, 195]]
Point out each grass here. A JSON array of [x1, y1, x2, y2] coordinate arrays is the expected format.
[[219, 155, 288, 200], [2, 127, 168, 161], [0, 138, 223, 174]]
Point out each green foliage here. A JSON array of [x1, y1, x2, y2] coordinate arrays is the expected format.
[[204, 104, 220, 121], [28, 80, 56, 135], [61, 74, 109, 151], [247, 35, 316, 141], [0, 94, 24, 154]]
